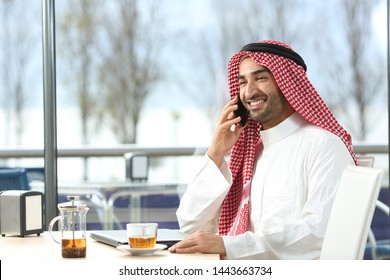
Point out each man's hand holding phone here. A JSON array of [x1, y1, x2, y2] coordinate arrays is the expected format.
[[207, 97, 247, 167]]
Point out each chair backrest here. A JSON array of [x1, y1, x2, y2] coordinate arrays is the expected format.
[[0, 168, 30, 191], [356, 156, 375, 167], [24, 167, 45, 182], [320, 165, 383, 260]]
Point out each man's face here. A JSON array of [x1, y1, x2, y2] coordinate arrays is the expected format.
[[238, 57, 295, 130]]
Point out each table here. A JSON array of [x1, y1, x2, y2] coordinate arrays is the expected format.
[[0, 231, 218, 261], [1, 231, 219, 279], [30, 180, 185, 230], [106, 185, 182, 229]]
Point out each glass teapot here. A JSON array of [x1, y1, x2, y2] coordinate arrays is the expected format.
[[48, 196, 89, 258]]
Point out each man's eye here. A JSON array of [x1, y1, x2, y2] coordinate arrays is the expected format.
[[238, 80, 247, 86], [256, 76, 266, 81]]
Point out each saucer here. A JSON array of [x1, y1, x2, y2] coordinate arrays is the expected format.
[[116, 244, 167, 256]]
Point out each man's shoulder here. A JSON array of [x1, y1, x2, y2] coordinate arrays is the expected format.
[[299, 122, 342, 142], [296, 123, 352, 156], [296, 124, 353, 164]]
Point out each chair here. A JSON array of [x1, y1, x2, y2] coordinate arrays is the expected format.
[[24, 167, 45, 183], [320, 165, 383, 260], [356, 156, 390, 259], [0, 168, 30, 191], [356, 155, 375, 168], [0, 167, 45, 184]]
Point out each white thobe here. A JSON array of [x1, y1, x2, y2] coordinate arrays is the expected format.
[[176, 112, 355, 259]]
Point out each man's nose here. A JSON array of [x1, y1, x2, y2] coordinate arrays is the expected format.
[[245, 80, 259, 98]]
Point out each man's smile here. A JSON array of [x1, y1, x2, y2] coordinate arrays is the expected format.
[[246, 97, 266, 110]]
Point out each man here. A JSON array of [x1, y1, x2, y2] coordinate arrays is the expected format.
[[169, 39, 357, 259]]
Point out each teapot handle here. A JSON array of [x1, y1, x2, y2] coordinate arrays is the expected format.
[[48, 216, 62, 244]]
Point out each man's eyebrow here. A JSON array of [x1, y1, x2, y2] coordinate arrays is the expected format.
[[238, 69, 269, 80]]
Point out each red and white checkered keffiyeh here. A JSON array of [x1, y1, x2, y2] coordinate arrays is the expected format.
[[218, 39, 357, 236]]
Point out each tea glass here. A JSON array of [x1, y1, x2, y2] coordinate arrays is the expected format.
[[126, 223, 158, 249]]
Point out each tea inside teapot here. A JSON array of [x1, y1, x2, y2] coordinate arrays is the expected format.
[[48, 196, 89, 258]]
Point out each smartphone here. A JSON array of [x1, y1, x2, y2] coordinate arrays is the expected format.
[[233, 97, 248, 126]]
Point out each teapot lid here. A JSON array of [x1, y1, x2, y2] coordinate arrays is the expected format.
[[58, 196, 88, 211]]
